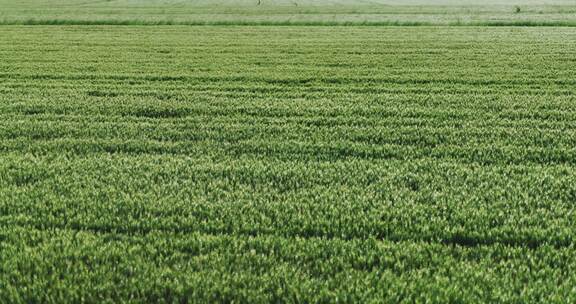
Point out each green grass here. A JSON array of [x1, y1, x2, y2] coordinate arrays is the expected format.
[[1, 25, 576, 302]]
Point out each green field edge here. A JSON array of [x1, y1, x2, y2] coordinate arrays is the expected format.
[[2, 19, 576, 26]]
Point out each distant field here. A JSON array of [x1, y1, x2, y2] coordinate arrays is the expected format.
[[1, 0, 576, 25], [2, 25, 576, 302]]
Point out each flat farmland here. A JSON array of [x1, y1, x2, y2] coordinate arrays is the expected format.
[[1, 0, 576, 25], [1, 26, 576, 302]]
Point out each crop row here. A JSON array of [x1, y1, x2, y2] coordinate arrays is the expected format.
[[2, 226, 576, 303], [1, 154, 575, 244]]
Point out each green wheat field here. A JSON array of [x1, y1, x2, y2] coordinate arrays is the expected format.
[[1, 0, 576, 303]]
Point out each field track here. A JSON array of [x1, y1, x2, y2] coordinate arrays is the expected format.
[[2, 25, 576, 302]]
